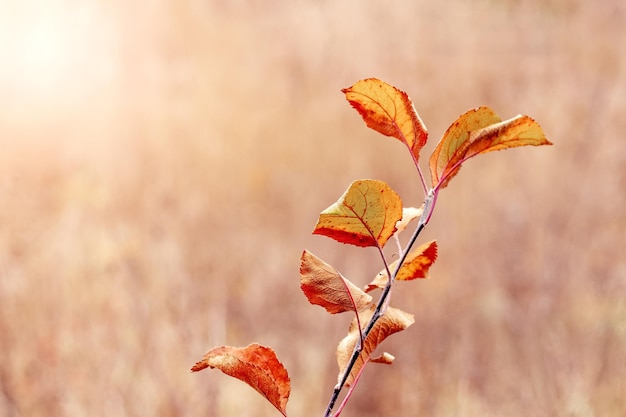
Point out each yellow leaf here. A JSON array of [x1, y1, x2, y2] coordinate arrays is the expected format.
[[429, 106, 501, 189], [313, 179, 403, 248], [466, 114, 552, 155], [343, 78, 428, 161], [430, 108, 552, 190]]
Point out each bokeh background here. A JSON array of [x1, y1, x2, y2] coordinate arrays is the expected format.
[[1, 0, 624, 416]]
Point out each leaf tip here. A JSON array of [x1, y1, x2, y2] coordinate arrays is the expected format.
[[190, 361, 209, 372]]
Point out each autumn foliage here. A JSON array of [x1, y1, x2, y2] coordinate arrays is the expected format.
[[191, 344, 290, 416], [191, 78, 552, 417]]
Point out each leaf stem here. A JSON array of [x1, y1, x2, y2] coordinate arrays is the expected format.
[[411, 151, 428, 195], [341, 276, 365, 348]]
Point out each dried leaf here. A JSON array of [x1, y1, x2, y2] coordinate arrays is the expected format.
[[300, 250, 373, 314], [313, 179, 403, 248], [343, 78, 428, 161], [191, 344, 290, 416], [371, 352, 395, 364], [365, 240, 438, 292], [336, 306, 414, 386], [394, 206, 423, 236], [430, 107, 552, 190]]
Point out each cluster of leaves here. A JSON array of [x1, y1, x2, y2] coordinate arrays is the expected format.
[[191, 78, 552, 417]]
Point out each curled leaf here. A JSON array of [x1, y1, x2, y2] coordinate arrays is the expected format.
[[191, 344, 290, 416], [365, 240, 438, 292], [336, 306, 414, 386], [430, 107, 552, 190], [371, 352, 395, 365], [300, 250, 373, 314], [313, 179, 403, 248], [342, 78, 428, 161], [394, 206, 424, 237]]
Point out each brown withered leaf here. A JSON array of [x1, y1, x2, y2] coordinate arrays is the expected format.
[[430, 107, 500, 189], [300, 250, 373, 314], [336, 306, 414, 386], [191, 344, 290, 416], [364, 240, 438, 292]]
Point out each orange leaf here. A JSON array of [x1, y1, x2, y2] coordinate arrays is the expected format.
[[191, 344, 290, 416], [429, 106, 501, 189], [430, 108, 552, 190], [313, 179, 403, 248], [336, 306, 414, 386], [364, 240, 438, 292], [465, 114, 552, 156], [300, 250, 373, 314], [343, 78, 428, 161]]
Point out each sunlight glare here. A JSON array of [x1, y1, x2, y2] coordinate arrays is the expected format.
[[2, 2, 109, 104]]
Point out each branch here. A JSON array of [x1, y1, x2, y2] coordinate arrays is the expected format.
[[323, 215, 428, 417]]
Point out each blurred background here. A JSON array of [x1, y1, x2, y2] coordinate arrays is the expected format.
[[0, 0, 624, 416]]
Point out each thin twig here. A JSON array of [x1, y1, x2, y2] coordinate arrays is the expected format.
[[323, 214, 429, 417], [332, 358, 370, 417]]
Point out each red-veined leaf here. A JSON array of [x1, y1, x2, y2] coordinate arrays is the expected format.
[[429, 106, 501, 189], [343, 78, 428, 161], [313, 179, 403, 248], [465, 114, 552, 156]]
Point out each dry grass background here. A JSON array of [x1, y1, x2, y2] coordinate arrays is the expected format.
[[1, 0, 625, 416]]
